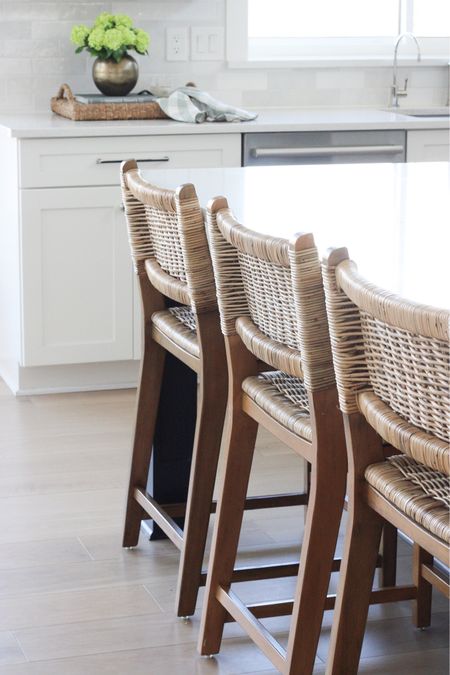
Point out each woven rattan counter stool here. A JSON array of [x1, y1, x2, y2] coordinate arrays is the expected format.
[[322, 247, 449, 675], [120, 161, 309, 618], [196, 198, 350, 675], [120, 160, 227, 617]]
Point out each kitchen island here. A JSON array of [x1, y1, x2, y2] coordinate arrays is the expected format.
[[0, 127, 448, 395]]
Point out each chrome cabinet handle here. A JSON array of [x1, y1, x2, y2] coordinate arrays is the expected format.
[[96, 157, 170, 164], [251, 145, 404, 158]]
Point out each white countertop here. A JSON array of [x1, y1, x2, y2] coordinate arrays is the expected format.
[[0, 108, 449, 139], [138, 162, 450, 309]]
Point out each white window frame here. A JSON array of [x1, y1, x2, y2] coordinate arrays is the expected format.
[[226, 0, 450, 67]]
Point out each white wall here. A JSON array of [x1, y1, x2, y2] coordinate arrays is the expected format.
[[0, 0, 447, 113]]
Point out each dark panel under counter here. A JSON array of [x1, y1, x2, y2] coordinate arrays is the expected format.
[[243, 130, 406, 166]]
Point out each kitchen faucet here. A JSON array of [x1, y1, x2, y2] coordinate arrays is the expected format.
[[391, 32, 422, 107]]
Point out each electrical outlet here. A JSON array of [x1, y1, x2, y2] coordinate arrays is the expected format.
[[166, 27, 189, 61], [191, 27, 225, 61]]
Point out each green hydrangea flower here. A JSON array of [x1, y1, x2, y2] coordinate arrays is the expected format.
[[135, 29, 149, 54], [103, 28, 123, 52], [114, 14, 133, 28], [70, 24, 89, 47], [72, 13, 150, 59], [94, 12, 114, 28], [117, 26, 136, 47], [87, 26, 105, 51]]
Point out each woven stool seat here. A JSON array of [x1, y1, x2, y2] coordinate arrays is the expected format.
[[365, 456, 450, 544], [152, 307, 199, 358], [242, 371, 312, 442]]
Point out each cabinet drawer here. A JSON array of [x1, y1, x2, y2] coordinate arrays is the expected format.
[[19, 134, 241, 188]]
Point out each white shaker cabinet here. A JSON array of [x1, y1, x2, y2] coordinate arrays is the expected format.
[[21, 186, 132, 366], [0, 132, 241, 394], [407, 129, 450, 162]]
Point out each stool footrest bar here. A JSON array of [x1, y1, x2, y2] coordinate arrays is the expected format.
[[217, 587, 287, 673], [160, 491, 309, 519], [421, 563, 449, 598], [222, 585, 417, 623], [134, 488, 183, 549]]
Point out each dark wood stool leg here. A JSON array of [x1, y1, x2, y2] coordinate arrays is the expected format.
[[198, 405, 258, 653], [175, 328, 228, 616], [122, 332, 166, 548], [380, 522, 398, 587], [326, 500, 383, 675], [326, 413, 386, 675], [287, 391, 347, 675], [412, 545, 433, 629]]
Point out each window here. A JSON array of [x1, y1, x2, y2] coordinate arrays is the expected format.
[[227, 0, 450, 64], [249, 0, 399, 39], [413, 0, 450, 37]]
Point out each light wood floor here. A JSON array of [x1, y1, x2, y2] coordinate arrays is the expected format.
[[0, 380, 448, 675]]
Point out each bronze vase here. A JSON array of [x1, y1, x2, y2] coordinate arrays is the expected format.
[[92, 53, 138, 96]]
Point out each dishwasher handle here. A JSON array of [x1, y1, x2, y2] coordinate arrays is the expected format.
[[251, 145, 405, 159], [96, 157, 170, 164]]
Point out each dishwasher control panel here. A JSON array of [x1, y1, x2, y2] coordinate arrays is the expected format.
[[243, 130, 406, 166]]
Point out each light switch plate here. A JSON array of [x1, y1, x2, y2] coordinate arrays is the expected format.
[[166, 27, 189, 61], [191, 27, 225, 61]]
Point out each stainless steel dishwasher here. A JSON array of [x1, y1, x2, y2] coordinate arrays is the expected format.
[[243, 130, 406, 165]]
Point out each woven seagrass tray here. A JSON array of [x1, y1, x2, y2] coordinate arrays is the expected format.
[[51, 83, 168, 121]]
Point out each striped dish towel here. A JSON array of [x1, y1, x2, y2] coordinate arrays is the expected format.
[[157, 86, 258, 123]]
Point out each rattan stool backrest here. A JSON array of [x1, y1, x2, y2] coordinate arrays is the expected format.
[[120, 159, 217, 314], [206, 197, 335, 391], [322, 247, 450, 475]]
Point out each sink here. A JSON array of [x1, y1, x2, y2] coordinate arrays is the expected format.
[[384, 106, 450, 117]]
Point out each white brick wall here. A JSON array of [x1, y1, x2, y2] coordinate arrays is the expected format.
[[0, 0, 447, 113]]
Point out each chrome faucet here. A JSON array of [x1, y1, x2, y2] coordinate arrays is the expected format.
[[391, 33, 422, 107]]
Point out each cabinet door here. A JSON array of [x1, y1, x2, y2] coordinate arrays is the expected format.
[[407, 130, 450, 162], [21, 186, 133, 366]]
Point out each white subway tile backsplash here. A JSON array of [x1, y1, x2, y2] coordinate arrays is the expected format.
[[32, 21, 77, 40], [409, 67, 445, 88], [207, 89, 243, 107], [364, 68, 391, 88], [31, 56, 88, 76], [306, 88, 344, 107], [0, 89, 34, 113], [4, 39, 65, 58], [316, 68, 365, 90], [0, 58, 33, 76], [110, 1, 223, 23], [267, 70, 317, 91], [1, 3, 110, 22], [340, 88, 389, 108], [0, 21, 32, 40], [0, 0, 447, 114], [5, 77, 34, 94], [216, 71, 268, 92]]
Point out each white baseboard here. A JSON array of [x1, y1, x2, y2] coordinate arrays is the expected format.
[[3, 360, 140, 396]]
